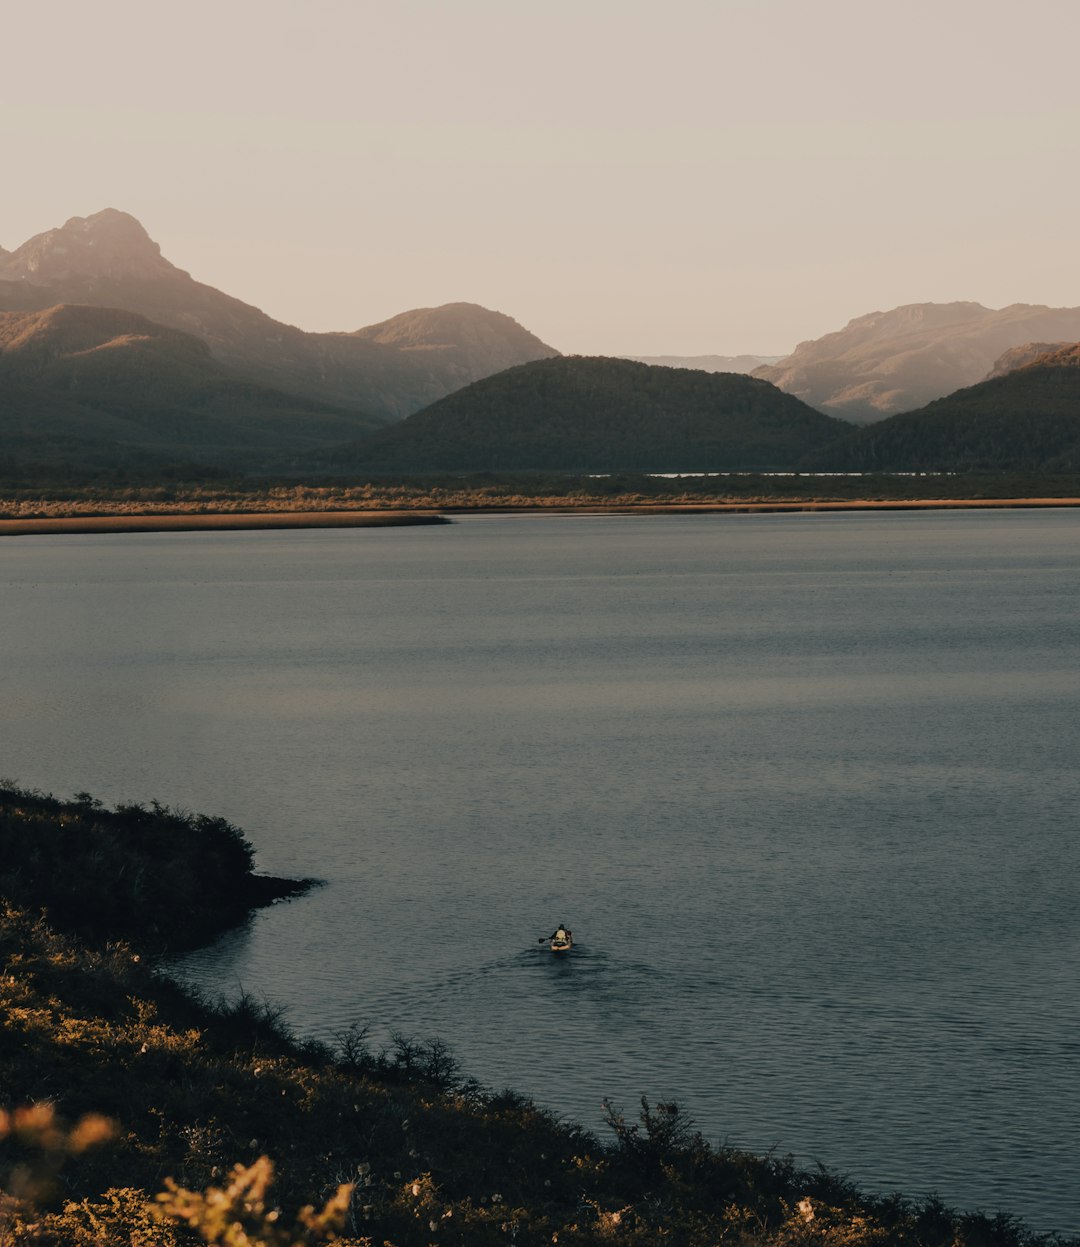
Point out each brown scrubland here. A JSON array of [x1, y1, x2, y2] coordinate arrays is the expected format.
[[4, 472, 1080, 530]]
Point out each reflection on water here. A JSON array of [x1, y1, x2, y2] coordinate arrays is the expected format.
[[4, 511, 1080, 1234]]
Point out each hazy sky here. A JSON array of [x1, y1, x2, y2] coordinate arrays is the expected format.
[[3, 0, 1079, 355]]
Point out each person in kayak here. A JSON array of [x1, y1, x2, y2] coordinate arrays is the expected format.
[[550, 924, 572, 944]]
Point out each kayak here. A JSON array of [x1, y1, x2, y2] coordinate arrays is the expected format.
[[550, 938, 573, 953]]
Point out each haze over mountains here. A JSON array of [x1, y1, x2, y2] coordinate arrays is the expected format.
[[754, 302, 1080, 423], [0, 305, 382, 468], [0, 210, 559, 420], [809, 343, 1080, 472], [4, 208, 1080, 478], [622, 354, 782, 374]]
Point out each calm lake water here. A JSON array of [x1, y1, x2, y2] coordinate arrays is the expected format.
[[3, 511, 1080, 1233]]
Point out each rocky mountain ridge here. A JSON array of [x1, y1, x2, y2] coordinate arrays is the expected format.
[[984, 341, 1074, 379], [0, 210, 559, 420], [1023, 343, 1080, 368], [754, 301, 1080, 423]]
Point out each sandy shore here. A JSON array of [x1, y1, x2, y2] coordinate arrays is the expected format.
[[0, 510, 449, 536], [3, 497, 1080, 535], [440, 497, 1080, 516]]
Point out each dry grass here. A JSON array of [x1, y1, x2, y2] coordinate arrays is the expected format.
[[0, 485, 434, 520], [4, 478, 1080, 532]]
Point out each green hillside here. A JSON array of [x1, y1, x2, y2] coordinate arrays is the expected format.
[[810, 347, 1080, 471], [321, 356, 851, 473]]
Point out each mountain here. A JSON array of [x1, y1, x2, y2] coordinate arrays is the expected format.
[[1019, 343, 1080, 369], [622, 354, 782, 373], [983, 342, 1072, 380], [319, 356, 851, 473], [808, 343, 1080, 472], [0, 210, 559, 419], [755, 302, 1080, 424], [0, 304, 384, 469], [351, 302, 557, 383]]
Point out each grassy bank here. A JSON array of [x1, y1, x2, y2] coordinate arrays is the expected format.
[[6, 471, 1080, 520], [0, 785, 1072, 1246]]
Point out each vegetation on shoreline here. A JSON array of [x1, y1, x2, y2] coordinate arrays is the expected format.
[[5, 471, 1080, 521], [2, 785, 1075, 1245], [0, 785, 309, 952]]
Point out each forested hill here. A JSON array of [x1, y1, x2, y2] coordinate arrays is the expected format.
[[321, 356, 851, 473], [810, 345, 1080, 472], [0, 304, 385, 470]]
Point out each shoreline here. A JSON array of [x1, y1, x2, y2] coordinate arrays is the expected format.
[[440, 496, 1080, 515], [3, 496, 1080, 534], [5, 786, 1077, 1242], [0, 509, 450, 536], [241, 871, 318, 911]]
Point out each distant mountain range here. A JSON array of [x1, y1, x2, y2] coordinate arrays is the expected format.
[[329, 345, 1080, 477], [755, 302, 1080, 423], [0, 305, 382, 469], [0, 209, 559, 421], [621, 354, 782, 374], [318, 357, 851, 473], [5, 210, 1080, 479], [9, 307, 1080, 476], [808, 342, 1080, 472]]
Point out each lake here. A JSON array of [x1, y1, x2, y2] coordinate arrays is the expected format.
[[3, 510, 1079, 1233]]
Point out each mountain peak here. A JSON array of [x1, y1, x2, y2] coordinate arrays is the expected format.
[[355, 301, 549, 344], [0, 209, 177, 286], [64, 207, 157, 244], [0, 209, 564, 421], [351, 301, 559, 380]]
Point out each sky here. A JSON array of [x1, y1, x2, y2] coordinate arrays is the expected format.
[[3, 0, 1079, 356]]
